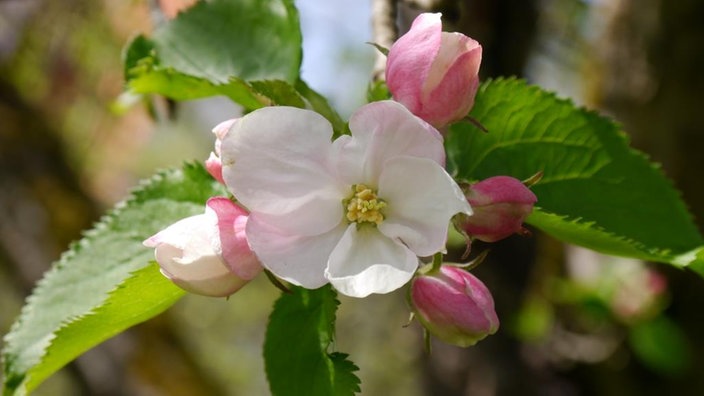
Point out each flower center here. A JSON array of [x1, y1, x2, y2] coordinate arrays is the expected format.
[[345, 184, 386, 225]]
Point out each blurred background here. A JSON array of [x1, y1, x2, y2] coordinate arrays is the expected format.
[[1, 0, 704, 394]]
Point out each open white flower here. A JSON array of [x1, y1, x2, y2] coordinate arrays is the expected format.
[[221, 100, 471, 297]]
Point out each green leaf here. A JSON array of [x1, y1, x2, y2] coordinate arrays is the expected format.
[[151, 0, 300, 83], [29, 265, 184, 395], [128, 68, 265, 109], [121, 34, 155, 81], [366, 42, 389, 56], [628, 316, 691, 376], [128, 71, 348, 138], [445, 78, 704, 271], [2, 164, 225, 395], [295, 79, 347, 136], [366, 80, 390, 103], [250, 80, 306, 108], [124, 0, 302, 109], [264, 285, 360, 396], [120, 0, 349, 132]]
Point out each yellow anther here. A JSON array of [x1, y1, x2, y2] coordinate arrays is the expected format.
[[344, 184, 387, 225]]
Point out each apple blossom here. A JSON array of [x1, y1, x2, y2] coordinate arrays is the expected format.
[[386, 13, 482, 129], [205, 118, 237, 184], [143, 197, 262, 297], [220, 100, 471, 297], [461, 176, 537, 242], [611, 267, 666, 322], [410, 265, 499, 347]]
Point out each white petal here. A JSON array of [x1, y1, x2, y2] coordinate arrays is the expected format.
[[144, 214, 216, 271], [326, 225, 418, 297], [145, 214, 246, 297], [246, 214, 347, 289], [333, 101, 445, 186], [378, 156, 472, 257], [221, 107, 346, 236]]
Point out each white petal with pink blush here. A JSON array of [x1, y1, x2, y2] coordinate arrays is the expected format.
[[220, 100, 471, 297]]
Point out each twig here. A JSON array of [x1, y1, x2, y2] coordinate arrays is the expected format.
[[371, 0, 398, 82]]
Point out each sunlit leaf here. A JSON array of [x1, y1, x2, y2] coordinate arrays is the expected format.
[[446, 78, 704, 273], [2, 164, 225, 395], [149, 0, 300, 83], [123, 0, 302, 111]]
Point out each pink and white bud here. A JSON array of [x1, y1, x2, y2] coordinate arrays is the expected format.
[[610, 265, 667, 322], [462, 176, 537, 243], [386, 13, 482, 129], [143, 197, 262, 297], [205, 118, 238, 184], [411, 265, 499, 347]]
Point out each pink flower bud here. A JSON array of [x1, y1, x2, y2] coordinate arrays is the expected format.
[[143, 197, 261, 297], [462, 176, 537, 243], [411, 265, 499, 347], [205, 152, 224, 184], [386, 13, 482, 129], [610, 265, 667, 322], [205, 118, 238, 184]]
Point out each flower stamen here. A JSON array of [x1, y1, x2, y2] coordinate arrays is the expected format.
[[345, 184, 386, 225]]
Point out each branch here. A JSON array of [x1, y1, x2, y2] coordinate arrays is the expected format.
[[371, 0, 398, 82]]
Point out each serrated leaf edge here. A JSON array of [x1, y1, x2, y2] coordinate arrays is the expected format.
[[2, 165, 201, 394]]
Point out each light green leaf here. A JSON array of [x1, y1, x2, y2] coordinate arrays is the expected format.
[[150, 0, 300, 84], [264, 285, 360, 396], [366, 80, 390, 103], [28, 265, 183, 395], [123, 0, 302, 110], [2, 164, 225, 395], [121, 0, 349, 132], [446, 78, 704, 271], [128, 68, 265, 109], [295, 79, 347, 136], [249, 80, 305, 108]]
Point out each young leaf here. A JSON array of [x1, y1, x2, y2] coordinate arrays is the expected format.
[[295, 79, 347, 136], [2, 164, 225, 395], [264, 285, 360, 396], [127, 67, 266, 110], [445, 78, 704, 273], [249, 80, 306, 108], [366, 80, 391, 103]]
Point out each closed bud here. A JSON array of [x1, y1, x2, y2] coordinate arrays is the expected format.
[[143, 197, 261, 297], [386, 13, 482, 129], [205, 118, 238, 184], [462, 176, 537, 242], [411, 265, 499, 347]]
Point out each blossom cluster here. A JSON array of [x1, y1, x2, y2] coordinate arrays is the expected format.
[[144, 13, 537, 347]]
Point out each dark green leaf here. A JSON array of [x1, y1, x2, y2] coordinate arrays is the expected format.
[[2, 164, 225, 395], [264, 285, 360, 396], [446, 78, 704, 271], [121, 34, 155, 81]]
